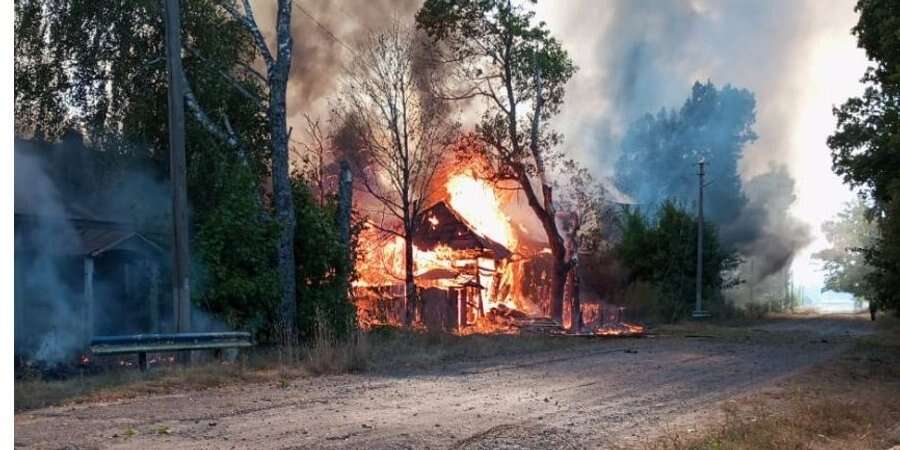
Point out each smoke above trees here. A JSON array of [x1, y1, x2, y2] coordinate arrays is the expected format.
[[614, 82, 812, 283], [260, 1, 823, 286]]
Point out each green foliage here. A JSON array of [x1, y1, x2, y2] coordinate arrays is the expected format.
[[416, 0, 577, 174], [615, 200, 740, 322], [813, 198, 878, 302], [828, 0, 900, 313], [615, 81, 756, 227], [14, 1, 280, 335], [193, 165, 279, 339], [862, 182, 900, 314], [292, 181, 357, 342]]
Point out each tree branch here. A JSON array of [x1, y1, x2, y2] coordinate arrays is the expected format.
[[185, 47, 265, 106], [216, 0, 274, 69]]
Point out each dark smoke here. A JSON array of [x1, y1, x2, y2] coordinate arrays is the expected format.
[[725, 165, 812, 281], [533, 1, 828, 281], [249, 1, 818, 280], [252, 0, 422, 124], [14, 136, 228, 364]]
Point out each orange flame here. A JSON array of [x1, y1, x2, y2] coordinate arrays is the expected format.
[[445, 172, 516, 249], [353, 153, 543, 329]]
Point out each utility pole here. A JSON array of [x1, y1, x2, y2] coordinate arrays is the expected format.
[[165, 0, 190, 334], [693, 159, 709, 318]]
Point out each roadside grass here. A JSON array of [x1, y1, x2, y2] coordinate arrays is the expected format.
[[364, 326, 597, 370], [14, 327, 596, 412], [643, 315, 900, 450], [15, 349, 289, 412]]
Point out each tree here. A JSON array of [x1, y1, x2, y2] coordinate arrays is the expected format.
[[292, 181, 358, 341], [555, 161, 612, 330], [828, 0, 900, 314], [334, 22, 458, 326], [615, 201, 739, 322], [296, 114, 336, 206], [194, 166, 281, 339], [214, 0, 298, 343], [14, 0, 279, 331], [416, 0, 578, 321], [615, 81, 756, 228], [813, 199, 878, 305]]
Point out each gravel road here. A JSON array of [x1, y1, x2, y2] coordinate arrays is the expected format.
[[14, 314, 873, 449]]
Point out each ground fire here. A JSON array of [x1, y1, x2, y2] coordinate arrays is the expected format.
[[353, 159, 644, 337]]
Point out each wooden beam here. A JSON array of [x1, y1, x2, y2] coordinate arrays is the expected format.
[[475, 256, 484, 318]]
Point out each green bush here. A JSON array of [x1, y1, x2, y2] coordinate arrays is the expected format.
[[292, 181, 357, 342], [615, 200, 740, 322], [193, 164, 280, 339]]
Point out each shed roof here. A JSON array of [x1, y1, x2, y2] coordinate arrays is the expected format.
[[77, 228, 163, 257]]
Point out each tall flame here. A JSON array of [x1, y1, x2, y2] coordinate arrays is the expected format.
[[445, 173, 516, 249]]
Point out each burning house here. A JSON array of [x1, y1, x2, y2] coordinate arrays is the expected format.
[[352, 155, 644, 336], [353, 170, 544, 332]]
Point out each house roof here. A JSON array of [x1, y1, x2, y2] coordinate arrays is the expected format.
[[414, 201, 511, 260], [78, 228, 163, 256], [15, 213, 164, 257]]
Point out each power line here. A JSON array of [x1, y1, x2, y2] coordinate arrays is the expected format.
[[290, 0, 356, 55]]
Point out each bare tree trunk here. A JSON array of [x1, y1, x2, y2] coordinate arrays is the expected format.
[[270, 0, 296, 344], [336, 161, 353, 249], [569, 261, 581, 332], [403, 226, 417, 327], [336, 160, 353, 295], [518, 172, 569, 322], [549, 259, 567, 321]]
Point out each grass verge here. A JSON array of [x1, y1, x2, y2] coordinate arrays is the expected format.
[[641, 316, 900, 450]]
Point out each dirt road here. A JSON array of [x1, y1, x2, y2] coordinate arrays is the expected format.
[[15, 315, 873, 449]]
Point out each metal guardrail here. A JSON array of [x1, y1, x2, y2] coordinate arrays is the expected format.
[[90, 332, 253, 371]]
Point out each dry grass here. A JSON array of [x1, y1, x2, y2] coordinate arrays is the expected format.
[[641, 316, 900, 450], [14, 349, 294, 412], [301, 317, 371, 375], [363, 326, 595, 372]]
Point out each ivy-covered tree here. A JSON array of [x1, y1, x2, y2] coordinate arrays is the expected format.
[[292, 181, 359, 341]]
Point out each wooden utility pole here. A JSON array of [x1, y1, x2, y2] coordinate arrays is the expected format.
[[165, 0, 190, 334], [693, 159, 709, 318]]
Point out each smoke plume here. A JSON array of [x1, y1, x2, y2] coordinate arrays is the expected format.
[[251, 0, 421, 125], [15, 148, 84, 363], [530, 0, 852, 280], [251, 1, 848, 281], [15, 136, 228, 364]]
